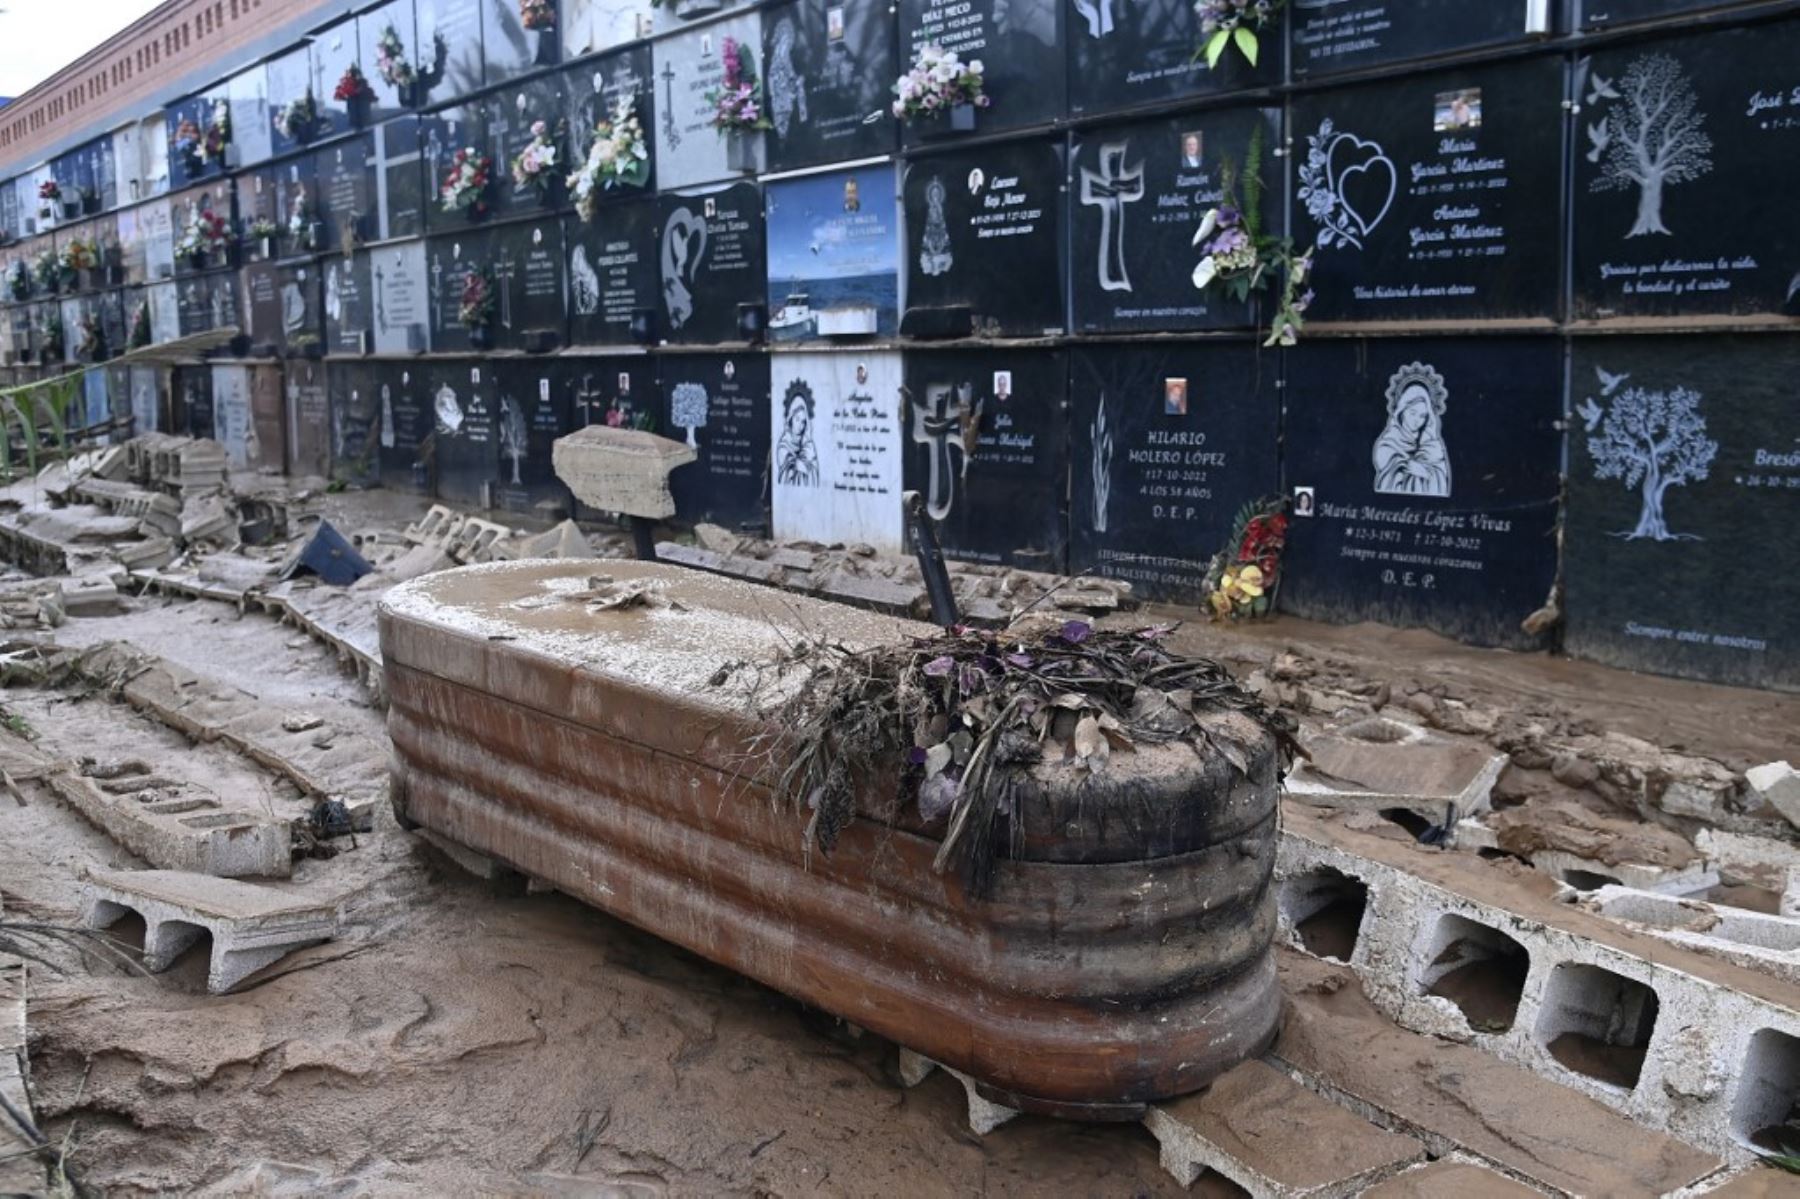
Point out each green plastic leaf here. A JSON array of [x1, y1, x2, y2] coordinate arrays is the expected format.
[[1204, 29, 1230, 69], [1233, 27, 1259, 67]]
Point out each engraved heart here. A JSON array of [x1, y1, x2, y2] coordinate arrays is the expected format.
[[1326, 133, 1396, 243]]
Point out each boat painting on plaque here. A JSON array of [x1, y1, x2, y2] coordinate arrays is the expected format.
[[1291, 57, 1564, 324], [1573, 20, 1800, 322], [764, 166, 898, 343], [770, 351, 904, 551]]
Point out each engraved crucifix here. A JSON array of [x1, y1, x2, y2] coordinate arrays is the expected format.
[[1078, 141, 1145, 294], [909, 383, 971, 521]]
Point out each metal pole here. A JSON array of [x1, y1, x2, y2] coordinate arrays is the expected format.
[[905, 489, 959, 628]]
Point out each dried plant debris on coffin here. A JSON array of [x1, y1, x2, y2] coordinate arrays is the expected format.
[[734, 617, 1299, 894]]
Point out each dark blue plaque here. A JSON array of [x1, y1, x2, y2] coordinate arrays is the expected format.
[[662, 351, 771, 529], [377, 116, 428, 240], [492, 359, 575, 514], [761, 0, 898, 172], [424, 226, 498, 353], [902, 348, 1068, 571], [1292, 0, 1550, 78], [324, 252, 373, 354], [421, 105, 493, 233], [657, 181, 768, 345], [565, 199, 659, 345], [328, 361, 383, 485], [562, 44, 657, 213], [1292, 56, 1565, 324], [1068, 0, 1278, 118], [1070, 108, 1277, 334], [1280, 337, 1563, 649], [1572, 21, 1800, 322], [896, 0, 1064, 141], [1068, 342, 1279, 602], [487, 77, 570, 219], [372, 361, 435, 493], [1566, 335, 1800, 691], [431, 359, 502, 508]]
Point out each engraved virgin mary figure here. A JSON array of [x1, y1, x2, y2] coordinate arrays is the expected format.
[[919, 176, 954, 277], [1372, 362, 1452, 499]]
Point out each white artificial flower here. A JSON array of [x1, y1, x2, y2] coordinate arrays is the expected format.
[[1191, 255, 1217, 289]]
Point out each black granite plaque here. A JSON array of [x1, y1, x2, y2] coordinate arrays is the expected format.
[[1573, 22, 1800, 322], [328, 360, 383, 485], [902, 140, 1063, 336], [286, 358, 332, 476], [276, 263, 325, 356], [417, 0, 487, 102], [562, 44, 656, 211], [371, 241, 432, 353], [1068, 0, 1278, 118], [268, 46, 317, 158], [1579, 0, 1740, 29], [357, 0, 425, 116], [378, 116, 427, 240], [1292, 0, 1548, 78], [488, 77, 569, 219], [896, 0, 1064, 141], [658, 182, 767, 345], [761, 0, 898, 172], [372, 361, 435, 492], [492, 359, 575, 513], [1280, 337, 1562, 649], [421, 105, 493, 233], [325, 253, 374, 354], [662, 352, 771, 528], [1292, 56, 1564, 324], [484, 0, 556, 84], [175, 365, 215, 438], [1070, 108, 1277, 334], [571, 354, 660, 431], [177, 271, 239, 336], [314, 135, 377, 249], [238, 167, 283, 250], [425, 227, 498, 353], [490, 218, 567, 350], [1565, 335, 1800, 691], [1070, 342, 1277, 600], [273, 158, 320, 258], [565, 199, 659, 345], [96, 290, 126, 361], [432, 359, 502, 508], [309, 16, 360, 140], [902, 348, 1068, 570], [128, 366, 160, 435], [243, 262, 283, 349]]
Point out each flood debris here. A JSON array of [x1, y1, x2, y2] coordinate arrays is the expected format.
[[752, 616, 1299, 890]]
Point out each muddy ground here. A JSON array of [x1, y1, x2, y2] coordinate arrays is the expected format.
[[1, 550, 1795, 1195]]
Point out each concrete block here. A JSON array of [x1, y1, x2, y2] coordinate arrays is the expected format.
[[1286, 730, 1506, 822], [1360, 1158, 1540, 1198], [513, 520, 595, 562], [82, 869, 338, 993], [1746, 761, 1800, 830], [46, 768, 292, 878], [552, 426, 695, 520], [1277, 812, 1800, 1165], [1143, 1060, 1424, 1196], [1587, 886, 1800, 985], [893, 1052, 1015, 1135]]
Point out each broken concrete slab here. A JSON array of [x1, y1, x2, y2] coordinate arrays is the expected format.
[[891, 1051, 1018, 1136], [1747, 761, 1800, 830], [551, 426, 695, 520], [82, 869, 338, 993], [1359, 1158, 1540, 1198], [1273, 951, 1723, 1196], [1144, 1059, 1424, 1196], [45, 764, 293, 878], [1584, 886, 1800, 985], [74, 641, 386, 826], [1286, 726, 1506, 822], [512, 520, 595, 562]]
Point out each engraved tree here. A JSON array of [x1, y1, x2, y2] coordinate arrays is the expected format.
[[499, 395, 528, 485], [1588, 53, 1713, 238], [1587, 384, 1718, 542]]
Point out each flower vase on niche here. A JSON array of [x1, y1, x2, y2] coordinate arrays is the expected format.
[[80, 189, 101, 216], [724, 130, 758, 173], [468, 323, 494, 351], [348, 94, 372, 128], [950, 103, 976, 133]]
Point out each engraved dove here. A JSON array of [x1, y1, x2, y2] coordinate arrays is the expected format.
[[1576, 397, 1604, 433], [1596, 366, 1629, 396], [1586, 119, 1612, 164], [1585, 74, 1620, 104]]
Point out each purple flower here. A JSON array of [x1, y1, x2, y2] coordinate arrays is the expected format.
[[1005, 652, 1034, 668], [1060, 620, 1092, 644], [923, 655, 956, 677]]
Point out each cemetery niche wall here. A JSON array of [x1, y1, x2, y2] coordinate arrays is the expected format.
[[770, 350, 904, 551], [764, 166, 898, 343], [1572, 20, 1800, 323], [902, 348, 1068, 571], [1280, 337, 1563, 650], [902, 140, 1063, 338], [1565, 335, 1800, 692], [1291, 56, 1565, 325], [1069, 108, 1277, 335], [1068, 343, 1280, 603]]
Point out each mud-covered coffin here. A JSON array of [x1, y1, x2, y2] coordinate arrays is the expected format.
[[379, 560, 1282, 1117]]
